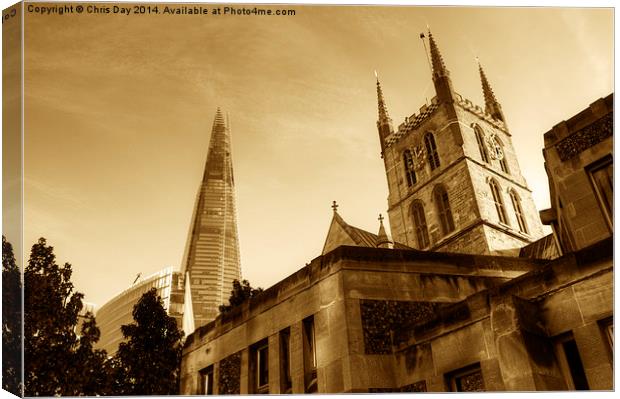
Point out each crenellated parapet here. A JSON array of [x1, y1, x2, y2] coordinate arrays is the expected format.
[[384, 99, 440, 149], [454, 94, 508, 134]]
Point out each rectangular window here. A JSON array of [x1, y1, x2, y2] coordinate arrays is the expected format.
[[250, 339, 269, 394], [446, 363, 485, 392], [200, 365, 214, 395], [280, 328, 292, 394], [554, 334, 590, 390], [303, 316, 318, 393], [588, 156, 613, 230]]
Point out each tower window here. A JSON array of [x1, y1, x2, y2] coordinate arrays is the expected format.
[[509, 190, 528, 234], [411, 201, 430, 249], [474, 126, 489, 163], [434, 185, 455, 235], [489, 179, 508, 225], [403, 150, 417, 186], [494, 138, 509, 174], [424, 132, 441, 170]]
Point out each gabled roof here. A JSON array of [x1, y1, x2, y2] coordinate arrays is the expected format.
[[321, 211, 410, 255]]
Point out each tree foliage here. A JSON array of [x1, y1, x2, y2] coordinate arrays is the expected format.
[[23, 237, 108, 396], [112, 288, 184, 395], [218, 279, 264, 314], [2, 236, 22, 396]]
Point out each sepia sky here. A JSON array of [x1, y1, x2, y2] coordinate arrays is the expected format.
[[18, 3, 613, 307]]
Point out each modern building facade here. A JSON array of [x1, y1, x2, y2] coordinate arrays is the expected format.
[[377, 31, 543, 255], [181, 109, 243, 328], [95, 267, 184, 355]]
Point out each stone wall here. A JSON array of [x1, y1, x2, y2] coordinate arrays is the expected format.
[[384, 99, 543, 255], [541, 94, 613, 252]]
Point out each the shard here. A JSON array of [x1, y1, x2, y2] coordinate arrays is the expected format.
[[181, 108, 242, 329]]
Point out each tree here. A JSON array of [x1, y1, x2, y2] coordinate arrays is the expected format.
[[3, 236, 22, 396], [23, 237, 107, 396], [218, 279, 264, 314], [112, 288, 184, 395]]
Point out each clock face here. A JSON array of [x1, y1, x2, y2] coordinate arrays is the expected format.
[[484, 132, 504, 161], [412, 144, 426, 171]]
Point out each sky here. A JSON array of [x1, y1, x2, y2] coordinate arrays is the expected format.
[[11, 3, 614, 307]]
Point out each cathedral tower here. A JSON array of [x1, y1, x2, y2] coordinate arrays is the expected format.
[[377, 30, 543, 255], [182, 109, 242, 327]]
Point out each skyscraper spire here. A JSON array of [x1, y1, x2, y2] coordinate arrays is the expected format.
[[182, 108, 242, 328], [477, 60, 506, 123], [426, 29, 455, 103]]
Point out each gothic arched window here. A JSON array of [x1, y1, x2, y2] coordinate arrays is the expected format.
[[509, 190, 528, 234], [494, 137, 510, 174], [424, 132, 440, 171], [434, 185, 455, 235], [489, 179, 508, 225], [474, 126, 489, 163], [411, 201, 430, 249], [403, 150, 417, 187]]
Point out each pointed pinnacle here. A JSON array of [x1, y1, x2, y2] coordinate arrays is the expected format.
[[428, 29, 448, 77], [478, 61, 499, 107], [376, 74, 391, 123]]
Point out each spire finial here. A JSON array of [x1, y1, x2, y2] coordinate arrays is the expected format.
[[376, 213, 391, 249], [375, 72, 391, 123], [477, 61, 505, 123], [427, 28, 448, 77], [332, 200, 339, 213]]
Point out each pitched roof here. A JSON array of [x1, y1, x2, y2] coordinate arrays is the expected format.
[[322, 212, 410, 255], [519, 233, 560, 260]]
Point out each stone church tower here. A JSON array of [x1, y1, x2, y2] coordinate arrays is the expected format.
[[377, 30, 543, 255], [181, 109, 242, 328]]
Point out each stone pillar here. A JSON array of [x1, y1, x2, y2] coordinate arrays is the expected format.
[[491, 294, 564, 391], [268, 333, 281, 393], [239, 348, 250, 394], [573, 322, 613, 389], [289, 321, 305, 393]]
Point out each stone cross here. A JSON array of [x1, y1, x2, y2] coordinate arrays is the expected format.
[[332, 201, 338, 212]]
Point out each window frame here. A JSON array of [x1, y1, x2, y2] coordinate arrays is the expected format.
[[403, 149, 417, 187], [587, 156, 613, 231], [445, 363, 485, 392], [250, 339, 270, 394], [474, 125, 490, 163], [424, 132, 441, 171], [434, 185, 455, 236], [489, 179, 508, 225], [199, 365, 215, 395], [411, 201, 430, 249], [509, 189, 528, 234], [279, 328, 292, 394], [303, 315, 318, 393], [553, 333, 590, 390]]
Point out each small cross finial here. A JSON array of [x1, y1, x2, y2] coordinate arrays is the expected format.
[[378, 214, 384, 223], [332, 201, 338, 212]]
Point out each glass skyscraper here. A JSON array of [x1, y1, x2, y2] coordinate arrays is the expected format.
[[181, 109, 242, 328]]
